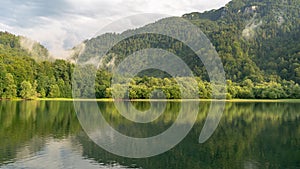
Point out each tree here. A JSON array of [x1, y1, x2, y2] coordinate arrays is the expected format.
[[2, 73, 17, 99], [292, 84, 300, 98], [40, 88, 46, 98], [20, 81, 36, 99], [57, 78, 72, 98], [0, 63, 6, 97], [48, 84, 60, 98], [198, 81, 209, 99]]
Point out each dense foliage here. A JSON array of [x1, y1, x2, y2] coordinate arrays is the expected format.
[[95, 76, 300, 99], [74, 0, 300, 84], [184, 0, 300, 83], [0, 32, 73, 99]]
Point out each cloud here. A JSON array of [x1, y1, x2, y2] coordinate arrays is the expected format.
[[0, 0, 70, 27], [0, 0, 231, 58]]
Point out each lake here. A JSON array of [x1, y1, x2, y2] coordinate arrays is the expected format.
[[0, 101, 299, 169]]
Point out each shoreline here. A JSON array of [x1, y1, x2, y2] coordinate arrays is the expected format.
[[1, 98, 300, 103]]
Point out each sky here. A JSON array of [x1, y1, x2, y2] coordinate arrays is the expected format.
[[0, 0, 231, 58]]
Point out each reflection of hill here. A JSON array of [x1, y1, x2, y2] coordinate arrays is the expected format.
[[77, 101, 300, 169], [0, 101, 300, 168]]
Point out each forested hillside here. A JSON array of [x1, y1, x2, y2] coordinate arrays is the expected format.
[[77, 0, 300, 83], [183, 0, 300, 83], [1, 0, 300, 99], [0, 32, 51, 62], [0, 32, 72, 99]]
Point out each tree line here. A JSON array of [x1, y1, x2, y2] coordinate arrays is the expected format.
[[1, 59, 300, 99], [95, 75, 300, 99], [1, 30, 300, 100]]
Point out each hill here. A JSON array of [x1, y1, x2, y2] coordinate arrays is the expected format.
[[74, 0, 300, 84], [1, 0, 300, 99], [0, 32, 51, 62], [0, 32, 73, 99]]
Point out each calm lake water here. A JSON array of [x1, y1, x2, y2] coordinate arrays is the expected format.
[[0, 101, 299, 169]]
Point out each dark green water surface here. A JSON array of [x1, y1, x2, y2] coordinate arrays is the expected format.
[[0, 101, 299, 169]]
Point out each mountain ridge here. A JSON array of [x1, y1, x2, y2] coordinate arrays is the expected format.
[[1, 0, 300, 83], [74, 0, 300, 83]]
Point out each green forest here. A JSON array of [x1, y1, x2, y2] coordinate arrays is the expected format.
[[1, 0, 300, 100]]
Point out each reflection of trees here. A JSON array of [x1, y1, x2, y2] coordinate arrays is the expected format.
[[0, 101, 81, 164], [78, 102, 300, 169], [0, 101, 300, 168]]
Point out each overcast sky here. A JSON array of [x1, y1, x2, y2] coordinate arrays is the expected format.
[[0, 0, 231, 58]]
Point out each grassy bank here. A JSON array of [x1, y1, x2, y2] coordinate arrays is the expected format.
[[2, 98, 300, 103]]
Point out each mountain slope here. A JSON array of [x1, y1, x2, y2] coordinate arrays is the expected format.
[[0, 32, 73, 99], [75, 0, 300, 83], [183, 0, 300, 82], [0, 31, 51, 62]]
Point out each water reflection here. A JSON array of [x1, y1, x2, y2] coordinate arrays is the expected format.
[[76, 101, 199, 158], [0, 101, 299, 168]]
